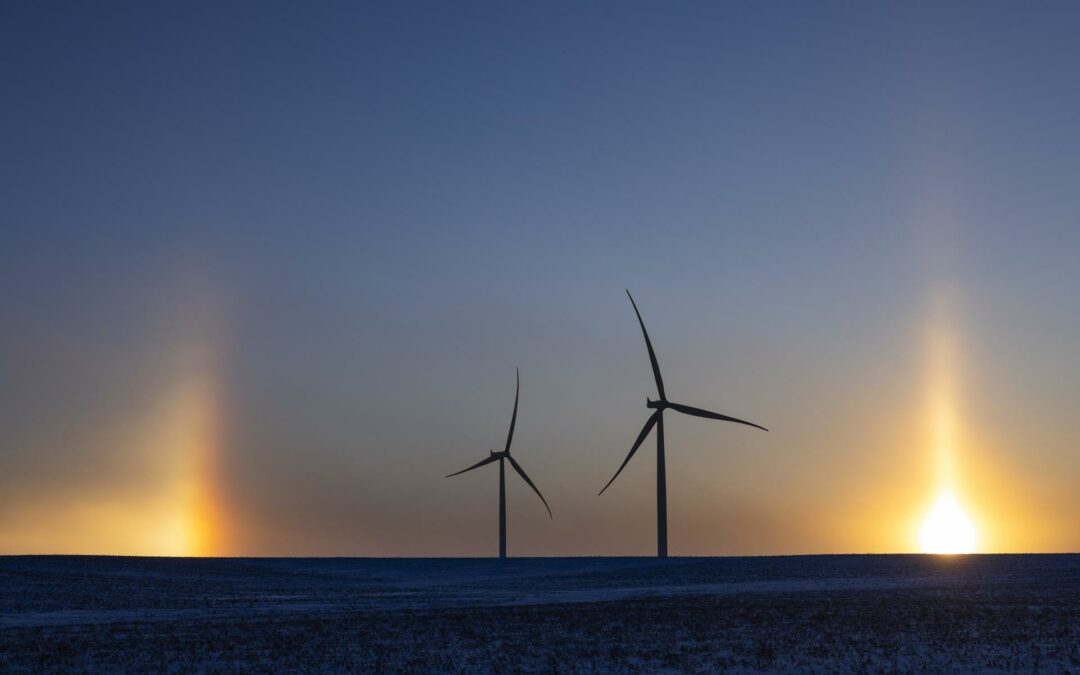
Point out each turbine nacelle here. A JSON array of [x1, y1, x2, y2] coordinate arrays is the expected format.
[[645, 398, 667, 410]]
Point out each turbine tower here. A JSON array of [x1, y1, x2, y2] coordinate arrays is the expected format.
[[600, 291, 767, 558], [446, 369, 552, 559]]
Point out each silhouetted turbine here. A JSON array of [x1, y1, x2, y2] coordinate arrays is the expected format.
[[446, 369, 551, 559], [600, 290, 767, 558]]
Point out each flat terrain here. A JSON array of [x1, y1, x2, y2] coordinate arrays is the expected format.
[[1, 554, 1077, 672]]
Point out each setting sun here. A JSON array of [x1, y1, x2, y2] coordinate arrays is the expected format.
[[920, 493, 977, 554]]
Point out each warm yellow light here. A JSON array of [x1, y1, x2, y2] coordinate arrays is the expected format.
[[920, 493, 976, 554]]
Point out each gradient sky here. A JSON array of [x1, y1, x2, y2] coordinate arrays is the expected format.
[[2, 1, 1078, 556]]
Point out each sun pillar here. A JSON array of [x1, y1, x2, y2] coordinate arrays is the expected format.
[[918, 292, 977, 554]]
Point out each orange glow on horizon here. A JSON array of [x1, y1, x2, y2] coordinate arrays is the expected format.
[[0, 297, 231, 557]]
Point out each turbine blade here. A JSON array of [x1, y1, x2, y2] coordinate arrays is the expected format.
[[504, 368, 519, 454], [667, 402, 768, 432], [626, 290, 666, 400], [445, 454, 499, 478], [507, 455, 552, 519], [599, 411, 660, 495]]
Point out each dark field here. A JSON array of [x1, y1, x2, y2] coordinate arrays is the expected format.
[[1, 554, 1077, 672]]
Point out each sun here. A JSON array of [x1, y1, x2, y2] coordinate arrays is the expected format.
[[919, 493, 976, 554]]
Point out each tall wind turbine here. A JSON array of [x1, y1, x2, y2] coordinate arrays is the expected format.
[[600, 291, 767, 558], [446, 369, 552, 559]]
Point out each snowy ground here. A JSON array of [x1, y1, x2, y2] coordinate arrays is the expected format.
[[1, 554, 1077, 672]]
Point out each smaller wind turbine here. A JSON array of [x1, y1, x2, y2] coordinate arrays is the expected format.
[[446, 369, 551, 559]]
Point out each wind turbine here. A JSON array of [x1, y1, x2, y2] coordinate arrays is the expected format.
[[446, 369, 552, 559], [600, 291, 767, 558]]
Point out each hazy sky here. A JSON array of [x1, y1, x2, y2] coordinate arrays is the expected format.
[[2, 1, 1078, 556]]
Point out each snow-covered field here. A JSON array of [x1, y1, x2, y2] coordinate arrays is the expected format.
[[1, 554, 1076, 672]]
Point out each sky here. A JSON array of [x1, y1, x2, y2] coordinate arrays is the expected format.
[[1, 1, 1078, 557]]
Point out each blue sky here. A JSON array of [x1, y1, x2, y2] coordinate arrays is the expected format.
[[2, 1, 1078, 555]]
